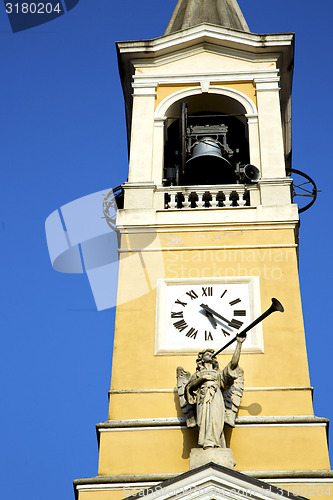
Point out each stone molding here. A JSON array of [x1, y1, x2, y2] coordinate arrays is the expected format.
[[74, 465, 333, 500], [96, 415, 328, 430], [109, 386, 313, 394], [155, 85, 257, 118]]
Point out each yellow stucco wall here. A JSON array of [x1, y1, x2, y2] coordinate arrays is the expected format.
[[108, 389, 314, 421], [112, 227, 310, 393], [78, 491, 134, 500], [97, 426, 329, 476], [138, 50, 276, 78], [155, 81, 257, 109]]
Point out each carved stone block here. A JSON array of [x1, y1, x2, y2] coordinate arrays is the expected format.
[[190, 447, 236, 470]]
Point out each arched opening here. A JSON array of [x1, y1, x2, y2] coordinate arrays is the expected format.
[[163, 93, 252, 186]]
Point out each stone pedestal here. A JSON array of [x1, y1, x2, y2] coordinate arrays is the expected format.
[[190, 448, 236, 470]]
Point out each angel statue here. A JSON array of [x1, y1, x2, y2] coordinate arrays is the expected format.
[[177, 337, 245, 449]]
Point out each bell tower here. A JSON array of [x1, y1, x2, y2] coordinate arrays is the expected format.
[[74, 1, 332, 498]]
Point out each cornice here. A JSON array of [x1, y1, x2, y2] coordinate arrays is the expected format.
[[116, 24, 294, 58], [132, 43, 281, 69], [74, 470, 333, 486], [116, 219, 300, 234], [109, 386, 313, 394], [74, 464, 333, 500], [96, 416, 328, 431], [133, 70, 279, 87]]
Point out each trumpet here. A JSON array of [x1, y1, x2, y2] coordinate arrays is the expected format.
[[212, 298, 284, 357]]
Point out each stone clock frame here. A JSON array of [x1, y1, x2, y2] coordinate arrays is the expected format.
[[155, 276, 263, 355]]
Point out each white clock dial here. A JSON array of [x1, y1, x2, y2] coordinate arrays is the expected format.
[[155, 277, 263, 355], [169, 284, 250, 345]]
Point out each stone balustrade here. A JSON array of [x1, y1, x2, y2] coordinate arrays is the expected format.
[[159, 185, 250, 209]]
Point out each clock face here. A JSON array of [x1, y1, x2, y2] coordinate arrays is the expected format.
[[155, 277, 263, 355], [169, 283, 250, 344]]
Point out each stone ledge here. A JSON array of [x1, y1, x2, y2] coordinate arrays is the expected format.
[[74, 470, 333, 486], [74, 474, 174, 485], [109, 386, 313, 394], [96, 415, 329, 430]]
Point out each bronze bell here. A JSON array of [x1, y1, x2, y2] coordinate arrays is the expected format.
[[186, 137, 235, 185]]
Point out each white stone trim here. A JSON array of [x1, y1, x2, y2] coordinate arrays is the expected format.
[[132, 87, 158, 97], [118, 244, 297, 253], [109, 387, 312, 394], [98, 416, 325, 428], [155, 86, 257, 119], [234, 423, 326, 428], [200, 81, 210, 93], [154, 117, 166, 127], [98, 423, 326, 431], [267, 479, 333, 484], [259, 178, 292, 186], [133, 46, 280, 72], [255, 78, 280, 92], [75, 477, 333, 494], [76, 483, 159, 491], [246, 113, 259, 124], [92, 462, 309, 500], [117, 24, 294, 59], [155, 276, 263, 355], [116, 222, 299, 234], [109, 389, 177, 394], [134, 70, 279, 85], [243, 387, 311, 392], [124, 182, 156, 189], [77, 479, 333, 489]]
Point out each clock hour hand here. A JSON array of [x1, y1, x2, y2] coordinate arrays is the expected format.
[[204, 310, 217, 328], [200, 303, 232, 327]]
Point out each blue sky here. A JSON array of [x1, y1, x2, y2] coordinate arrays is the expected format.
[[1, 1, 332, 499]]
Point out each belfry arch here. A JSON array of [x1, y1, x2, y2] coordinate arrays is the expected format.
[[154, 87, 260, 186]]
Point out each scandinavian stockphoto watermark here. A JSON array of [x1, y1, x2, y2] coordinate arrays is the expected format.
[[166, 247, 295, 281], [122, 483, 332, 499]]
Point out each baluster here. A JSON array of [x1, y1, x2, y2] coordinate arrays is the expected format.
[[223, 192, 232, 207], [238, 189, 247, 207], [183, 193, 190, 209], [210, 190, 218, 208], [196, 192, 205, 208], [169, 192, 177, 209]]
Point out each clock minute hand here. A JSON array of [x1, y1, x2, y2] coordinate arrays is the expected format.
[[205, 310, 217, 328], [200, 303, 232, 326]]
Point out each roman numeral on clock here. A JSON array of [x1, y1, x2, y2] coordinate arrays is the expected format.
[[171, 311, 183, 318], [234, 310, 246, 316], [229, 319, 243, 330], [186, 290, 198, 300], [173, 319, 188, 332], [186, 328, 198, 339], [202, 287, 213, 296], [229, 298, 241, 306], [205, 331, 213, 341], [175, 299, 187, 307], [222, 329, 230, 337]]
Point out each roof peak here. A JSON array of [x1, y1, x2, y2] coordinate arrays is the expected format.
[[164, 0, 250, 35]]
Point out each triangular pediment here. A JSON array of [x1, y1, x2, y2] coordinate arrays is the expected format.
[[124, 463, 305, 500], [117, 24, 294, 62], [134, 46, 274, 75]]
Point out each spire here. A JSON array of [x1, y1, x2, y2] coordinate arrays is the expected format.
[[164, 0, 250, 35]]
